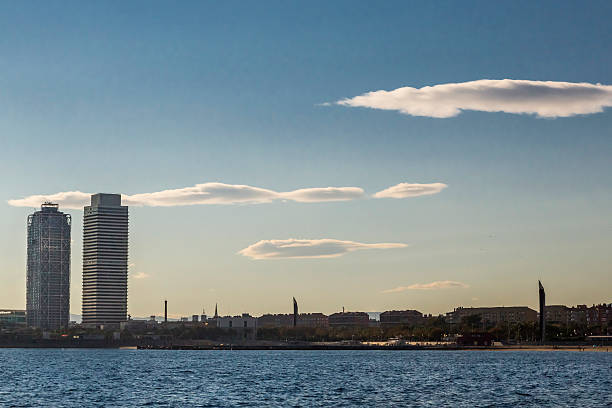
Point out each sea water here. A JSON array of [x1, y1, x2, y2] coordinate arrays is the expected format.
[[0, 349, 610, 407]]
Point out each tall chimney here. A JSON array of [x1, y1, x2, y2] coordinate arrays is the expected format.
[[164, 299, 168, 323]]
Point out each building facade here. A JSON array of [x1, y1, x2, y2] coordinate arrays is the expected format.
[[82, 194, 129, 326], [380, 310, 423, 327], [585, 304, 610, 327], [328, 312, 370, 327], [216, 314, 258, 329], [544, 305, 570, 324], [545, 304, 610, 327], [298, 313, 329, 328], [257, 313, 329, 328], [0, 310, 27, 327], [26, 203, 71, 330], [446, 306, 538, 326]]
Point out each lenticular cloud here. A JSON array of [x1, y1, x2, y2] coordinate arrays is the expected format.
[[383, 280, 469, 293], [8, 181, 444, 209], [374, 183, 447, 199], [238, 238, 408, 260], [334, 79, 612, 118]]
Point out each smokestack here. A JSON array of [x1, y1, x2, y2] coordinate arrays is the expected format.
[[164, 299, 168, 323]]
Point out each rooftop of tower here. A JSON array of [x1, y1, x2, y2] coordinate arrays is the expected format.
[[90, 193, 122, 207]]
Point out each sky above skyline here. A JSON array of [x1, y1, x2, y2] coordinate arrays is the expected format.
[[1, 1, 611, 318]]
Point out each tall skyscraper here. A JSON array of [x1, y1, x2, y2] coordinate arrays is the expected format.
[[26, 203, 71, 330], [82, 193, 128, 326]]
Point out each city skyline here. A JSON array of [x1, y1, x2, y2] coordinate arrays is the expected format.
[[1, 1, 611, 318]]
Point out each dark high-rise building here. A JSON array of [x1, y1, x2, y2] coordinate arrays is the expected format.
[[293, 297, 298, 327], [539, 280, 546, 343], [26, 203, 71, 330], [82, 193, 128, 326]]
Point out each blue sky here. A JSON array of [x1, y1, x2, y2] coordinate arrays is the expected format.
[[1, 1, 611, 317]]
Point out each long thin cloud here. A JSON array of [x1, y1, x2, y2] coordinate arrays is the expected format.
[[238, 238, 408, 260], [8, 182, 446, 209], [332, 79, 612, 118], [374, 183, 447, 199], [383, 280, 469, 293]]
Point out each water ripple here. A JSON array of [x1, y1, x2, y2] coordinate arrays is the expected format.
[[0, 349, 610, 407]]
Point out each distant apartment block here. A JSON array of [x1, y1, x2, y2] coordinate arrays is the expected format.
[[299, 313, 329, 328], [82, 194, 129, 326], [545, 304, 610, 327], [258, 313, 329, 328], [26, 203, 71, 330], [584, 304, 610, 327], [544, 305, 570, 324], [328, 312, 370, 327], [380, 310, 423, 327], [446, 306, 537, 326]]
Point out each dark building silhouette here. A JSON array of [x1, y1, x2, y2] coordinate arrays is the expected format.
[[82, 194, 128, 326], [293, 297, 298, 327], [539, 280, 546, 343], [26, 203, 71, 330], [258, 313, 328, 328], [380, 310, 423, 327], [446, 306, 537, 327], [328, 311, 370, 327]]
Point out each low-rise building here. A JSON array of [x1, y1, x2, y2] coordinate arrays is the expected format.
[[217, 314, 258, 330], [545, 305, 570, 324], [380, 310, 423, 327], [569, 305, 588, 325], [297, 313, 329, 328], [0, 310, 26, 327], [585, 304, 610, 327], [328, 312, 370, 328], [257, 314, 293, 328], [257, 313, 329, 328], [552, 304, 610, 327], [446, 306, 537, 326]]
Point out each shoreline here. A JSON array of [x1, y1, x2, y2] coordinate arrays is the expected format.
[[1, 344, 609, 352]]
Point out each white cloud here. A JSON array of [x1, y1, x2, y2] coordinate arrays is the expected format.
[[238, 238, 408, 260], [373, 183, 447, 199], [8, 181, 442, 209], [383, 280, 469, 293], [124, 183, 280, 206], [8, 191, 91, 210], [281, 187, 365, 202], [132, 272, 150, 279], [333, 79, 612, 118]]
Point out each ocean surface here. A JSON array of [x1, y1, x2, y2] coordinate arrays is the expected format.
[[0, 349, 610, 407]]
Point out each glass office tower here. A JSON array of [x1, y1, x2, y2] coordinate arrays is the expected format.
[[26, 203, 71, 330]]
